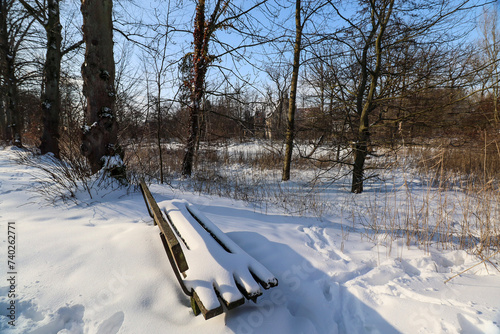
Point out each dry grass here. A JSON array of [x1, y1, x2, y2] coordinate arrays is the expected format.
[[355, 140, 500, 258], [123, 139, 500, 258], [14, 135, 499, 258], [14, 149, 94, 203], [14, 132, 129, 203], [414, 133, 500, 186], [124, 140, 332, 216]]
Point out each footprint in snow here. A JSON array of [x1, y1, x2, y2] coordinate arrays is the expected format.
[[29, 304, 85, 334], [301, 226, 345, 261], [0, 294, 45, 331], [96, 311, 124, 334], [457, 313, 500, 334]]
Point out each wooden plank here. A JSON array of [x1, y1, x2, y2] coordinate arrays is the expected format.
[[190, 296, 201, 316], [159, 232, 191, 296], [234, 278, 262, 303], [140, 180, 189, 274], [219, 293, 245, 310], [192, 290, 223, 320]]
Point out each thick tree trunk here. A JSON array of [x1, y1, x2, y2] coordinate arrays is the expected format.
[[0, 0, 9, 143], [182, 0, 206, 177], [282, 0, 302, 182], [0, 95, 5, 140], [181, 101, 199, 176], [351, 122, 369, 194], [80, 0, 122, 175], [6, 67, 20, 147], [0, 0, 21, 147], [39, 0, 62, 158]]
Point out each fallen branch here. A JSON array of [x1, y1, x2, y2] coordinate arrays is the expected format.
[[444, 249, 500, 284]]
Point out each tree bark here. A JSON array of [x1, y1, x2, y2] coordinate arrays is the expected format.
[[7, 56, 21, 147], [182, 0, 207, 177], [80, 0, 122, 175], [351, 0, 394, 194], [0, 94, 5, 140], [157, 79, 164, 183], [351, 120, 370, 194], [0, 0, 21, 147], [282, 0, 302, 181], [39, 0, 62, 158]]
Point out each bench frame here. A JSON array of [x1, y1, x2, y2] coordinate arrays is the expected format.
[[140, 181, 209, 316], [140, 180, 277, 319]]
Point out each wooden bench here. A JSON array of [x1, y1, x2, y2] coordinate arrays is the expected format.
[[140, 180, 278, 319]]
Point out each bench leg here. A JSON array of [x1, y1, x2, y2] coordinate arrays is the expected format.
[[191, 296, 201, 316]]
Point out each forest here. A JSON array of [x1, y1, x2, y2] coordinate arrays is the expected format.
[[0, 0, 499, 194]]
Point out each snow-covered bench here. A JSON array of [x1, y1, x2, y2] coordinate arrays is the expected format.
[[140, 181, 278, 319]]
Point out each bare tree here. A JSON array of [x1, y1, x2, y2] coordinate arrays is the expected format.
[[182, 0, 267, 176], [350, 0, 394, 193], [282, 0, 303, 181], [301, 50, 352, 163], [325, 0, 490, 193], [0, 0, 35, 146], [263, 60, 291, 141], [80, 0, 124, 179], [145, 0, 179, 183], [19, 0, 83, 158], [477, 5, 500, 124], [282, 0, 328, 181]]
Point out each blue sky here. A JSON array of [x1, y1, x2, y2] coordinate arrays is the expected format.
[[108, 0, 497, 105]]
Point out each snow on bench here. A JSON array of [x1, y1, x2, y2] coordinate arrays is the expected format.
[[140, 181, 278, 319]]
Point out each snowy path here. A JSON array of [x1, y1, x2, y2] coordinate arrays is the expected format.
[[0, 147, 499, 333]]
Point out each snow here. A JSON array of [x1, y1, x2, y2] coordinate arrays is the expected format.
[[159, 199, 277, 310], [82, 122, 97, 134], [101, 154, 124, 169], [42, 101, 52, 110], [0, 146, 499, 333], [100, 108, 113, 119]]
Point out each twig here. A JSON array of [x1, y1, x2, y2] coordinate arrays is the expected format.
[[479, 252, 500, 273], [444, 249, 500, 284]]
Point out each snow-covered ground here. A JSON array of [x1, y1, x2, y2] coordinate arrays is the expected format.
[[0, 146, 499, 333]]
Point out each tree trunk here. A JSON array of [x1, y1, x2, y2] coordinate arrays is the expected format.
[[282, 0, 302, 182], [351, 1, 394, 193], [351, 120, 369, 194], [0, 94, 5, 140], [157, 81, 164, 183], [6, 64, 20, 147], [39, 0, 62, 158], [80, 0, 122, 176], [0, 0, 21, 147], [182, 0, 206, 177]]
